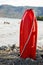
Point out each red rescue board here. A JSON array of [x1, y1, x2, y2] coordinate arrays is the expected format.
[[20, 9, 37, 59]]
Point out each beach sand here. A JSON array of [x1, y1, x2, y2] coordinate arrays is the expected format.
[[0, 46, 43, 65]]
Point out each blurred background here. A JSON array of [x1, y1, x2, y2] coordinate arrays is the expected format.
[[0, 0, 43, 50]]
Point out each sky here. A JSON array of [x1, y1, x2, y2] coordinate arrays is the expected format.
[[0, 0, 43, 7]]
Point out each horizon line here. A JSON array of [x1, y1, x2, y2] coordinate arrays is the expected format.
[[0, 4, 43, 7]]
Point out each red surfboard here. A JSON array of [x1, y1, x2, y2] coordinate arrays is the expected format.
[[20, 9, 37, 60]]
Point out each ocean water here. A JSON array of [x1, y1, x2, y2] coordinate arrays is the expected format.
[[0, 18, 21, 47], [37, 21, 43, 47], [0, 18, 43, 47]]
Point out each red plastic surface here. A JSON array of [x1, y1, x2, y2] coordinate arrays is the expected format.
[[20, 9, 37, 59]]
